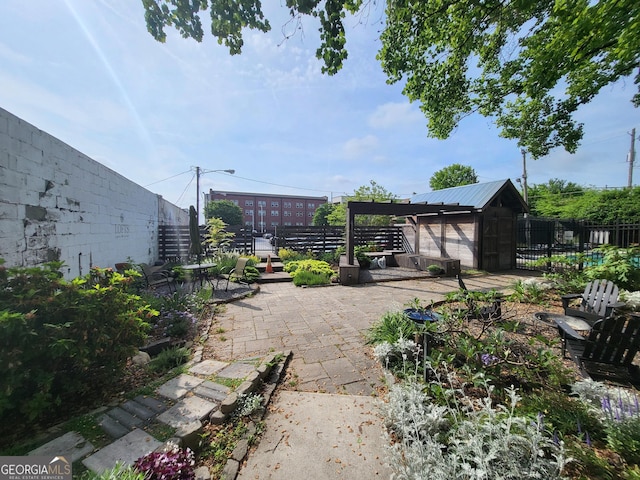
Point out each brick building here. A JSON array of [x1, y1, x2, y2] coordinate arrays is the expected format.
[[204, 190, 328, 232]]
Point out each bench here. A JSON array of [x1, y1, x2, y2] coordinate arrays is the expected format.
[[395, 254, 460, 277]]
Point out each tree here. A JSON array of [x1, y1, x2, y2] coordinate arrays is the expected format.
[[204, 199, 243, 225], [526, 178, 585, 217], [142, 0, 639, 158], [327, 180, 397, 226], [312, 202, 336, 226], [429, 164, 478, 191]]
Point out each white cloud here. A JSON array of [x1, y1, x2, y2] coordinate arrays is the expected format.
[[368, 102, 422, 129], [342, 135, 380, 159]]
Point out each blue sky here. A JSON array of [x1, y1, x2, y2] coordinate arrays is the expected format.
[[1, 0, 637, 211]]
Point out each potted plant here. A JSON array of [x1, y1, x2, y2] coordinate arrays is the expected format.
[[427, 264, 444, 276]]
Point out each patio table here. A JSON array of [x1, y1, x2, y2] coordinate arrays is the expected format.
[[181, 262, 217, 292]]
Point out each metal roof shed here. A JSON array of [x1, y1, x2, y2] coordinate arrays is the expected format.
[[407, 179, 528, 271]]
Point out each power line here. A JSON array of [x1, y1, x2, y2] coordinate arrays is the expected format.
[[175, 173, 196, 206], [144, 169, 192, 187]]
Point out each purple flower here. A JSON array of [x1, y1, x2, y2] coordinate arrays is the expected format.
[[480, 353, 500, 366]]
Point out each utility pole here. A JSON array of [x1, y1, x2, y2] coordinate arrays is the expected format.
[[195, 166, 201, 225], [521, 149, 529, 206], [194, 166, 235, 225], [629, 128, 636, 188]]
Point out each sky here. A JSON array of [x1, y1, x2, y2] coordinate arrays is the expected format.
[[1, 0, 638, 212]]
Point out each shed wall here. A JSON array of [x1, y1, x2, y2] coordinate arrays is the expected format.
[[417, 215, 478, 268]]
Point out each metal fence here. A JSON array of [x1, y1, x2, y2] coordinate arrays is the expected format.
[[516, 217, 640, 271]]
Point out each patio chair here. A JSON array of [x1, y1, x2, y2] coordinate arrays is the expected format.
[[140, 262, 176, 292], [561, 279, 625, 324], [456, 274, 503, 322], [219, 257, 250, 291], [556, 313, 640, 384]]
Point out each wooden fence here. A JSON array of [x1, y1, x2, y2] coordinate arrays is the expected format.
[[273, 225, 405, 254], [158, 225, 253, 261]]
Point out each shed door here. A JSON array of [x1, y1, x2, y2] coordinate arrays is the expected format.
[[482, 211, 514, 271]]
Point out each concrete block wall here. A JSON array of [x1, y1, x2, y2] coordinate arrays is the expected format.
[[0, 108, 188, 279]]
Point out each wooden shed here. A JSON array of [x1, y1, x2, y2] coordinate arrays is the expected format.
[[408, 179, 528, 271]]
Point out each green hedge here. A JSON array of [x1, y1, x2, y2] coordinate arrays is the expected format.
[[0, 261, 155, 421]]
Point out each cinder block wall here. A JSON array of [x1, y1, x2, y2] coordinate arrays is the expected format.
[[0, 108, 188, 279]]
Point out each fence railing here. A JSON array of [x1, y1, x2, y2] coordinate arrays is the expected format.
[[273, 225, 405, 254], [516, 217, 640, 271], [158, 225, 254, 261]]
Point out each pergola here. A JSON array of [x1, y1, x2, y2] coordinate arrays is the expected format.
[[344, 200, 476, 265]]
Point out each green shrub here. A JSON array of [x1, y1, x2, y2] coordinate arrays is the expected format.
[[278, 248, 306, 262], [0, 262, 155, 422], [284, 259, 334, 286], [584, 245, 640, 291], [291, 270, 331, 286], [149, 346, 191, 373], [366, 311, 417, 345]]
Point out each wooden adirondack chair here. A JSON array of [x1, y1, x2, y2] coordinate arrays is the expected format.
[[456, 275, 503, 322], [562, 279, 625, 324], [557, 313, 640, 383]]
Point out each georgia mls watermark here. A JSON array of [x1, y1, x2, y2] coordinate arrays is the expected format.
[[0, 456, 72, 480]]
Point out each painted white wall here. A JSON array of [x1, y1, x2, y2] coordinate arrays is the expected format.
[[0, 108, 188, 279]]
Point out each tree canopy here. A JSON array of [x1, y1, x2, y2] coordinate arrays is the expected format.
[[204, 199, 243, 225], [526, 181, 640, 223], [429, 164, 478, 191], [312, 202, 336, 226], [142, 0, 639, 158], [327, 180, 397, 226]]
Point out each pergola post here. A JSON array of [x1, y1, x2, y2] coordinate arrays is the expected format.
[[346, 204, 355, 265]]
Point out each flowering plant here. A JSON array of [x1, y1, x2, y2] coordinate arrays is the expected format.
[[134, 442, 195, 480]]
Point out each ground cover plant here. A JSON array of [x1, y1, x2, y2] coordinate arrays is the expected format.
[[370, 281, 640, 479]]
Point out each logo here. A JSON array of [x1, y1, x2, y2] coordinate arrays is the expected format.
[[0, 456, 72, 480]]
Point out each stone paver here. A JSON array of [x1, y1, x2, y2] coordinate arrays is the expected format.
[[216, 362, 258, 379], [188, 359, 228, 376], [156, 374, 204, 400], [29, 431, 94, 463], [82, 429, 162, 474], [157, 396, 218, 428], [206, 274, 526, 394]]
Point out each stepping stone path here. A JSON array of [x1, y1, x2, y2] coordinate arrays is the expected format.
[[28, 353, 289, 477]]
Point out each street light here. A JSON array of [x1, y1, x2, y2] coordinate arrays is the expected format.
[[195, 166, 235, 225]]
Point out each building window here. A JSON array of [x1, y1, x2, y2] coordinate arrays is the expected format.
[[296, 202, 303, 208], [245, 209, 254, 215], [296, 222, 304, 226], [270, 210, 279, 216], [296, 212, 303, 217], [284, 202, 291, 208], [245, 200, 254, 206], [308, 203, 315, 208], [283, 211, 291, 217], [284, 222, 292, 226], [271, 222, 279, 227], [232, 200, 239, 205], [271, 201, 279, 207], [258, 200, 266, 207], [308, 212, 314, 217]]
